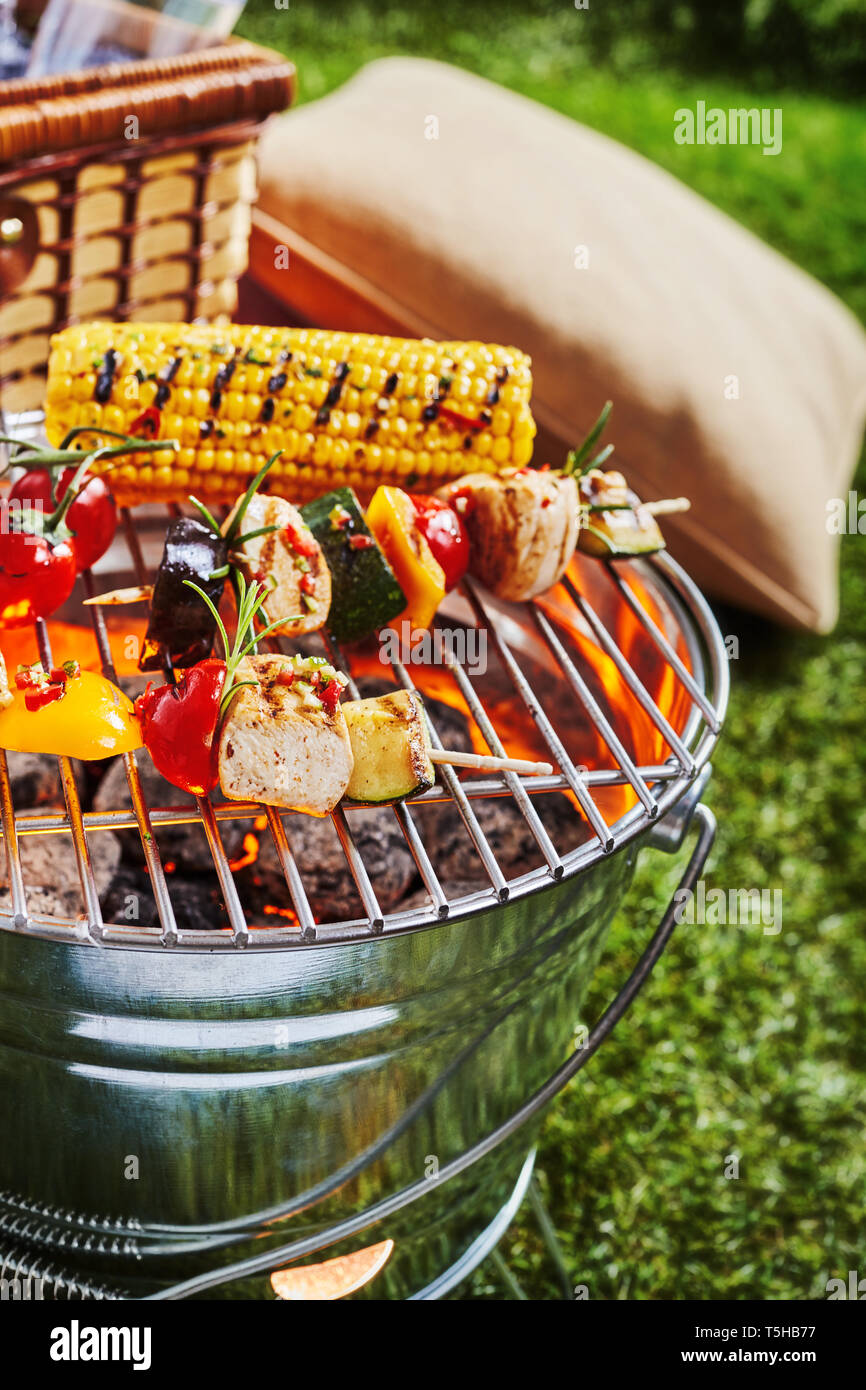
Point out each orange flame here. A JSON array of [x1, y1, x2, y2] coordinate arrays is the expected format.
[[228, 832, 260, 872], [0, 617, 149, 676], [341, 558, 695, 827], [262, 903, 300, 926]]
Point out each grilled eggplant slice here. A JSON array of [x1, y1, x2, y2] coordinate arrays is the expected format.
[[226, 494, 331, 635], [218, 653, 352, 816], [301, 487, 406, 645], [344, 690, 435, 804], [577, 469, 665, 558], [139, 516, 228, 672]]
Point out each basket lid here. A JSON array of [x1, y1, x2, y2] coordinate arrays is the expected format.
[[0, 40, 295, 166]]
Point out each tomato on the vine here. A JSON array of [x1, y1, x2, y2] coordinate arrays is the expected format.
[[0, 530, 77, 628], [9, 467, 117, 572]]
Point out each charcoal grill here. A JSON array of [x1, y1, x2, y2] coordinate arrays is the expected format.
[[0, 413, 727, 1299]]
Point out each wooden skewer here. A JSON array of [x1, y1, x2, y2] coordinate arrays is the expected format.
[[580, 496, 692, 520], [83, 584, 153, 607], [430, 748, 553, 776], [643, 497, 691, 517]]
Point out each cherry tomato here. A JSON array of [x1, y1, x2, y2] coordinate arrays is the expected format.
[[0, 530, 77, 628], [409, 495, 470, 591], [135, 659, 226, 796], [9, 468, 117, 572]]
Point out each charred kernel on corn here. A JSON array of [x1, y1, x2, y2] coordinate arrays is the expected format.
[[44, 322, 536, 503]]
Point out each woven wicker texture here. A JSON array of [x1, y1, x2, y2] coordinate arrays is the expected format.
[[0, 40, 295, 414]]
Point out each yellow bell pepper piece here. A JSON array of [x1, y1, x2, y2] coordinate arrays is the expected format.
[[0, 670, 142, 759], [366, 486, 446, 632]]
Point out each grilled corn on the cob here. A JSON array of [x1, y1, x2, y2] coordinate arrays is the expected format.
[[45, 322, 536, 504]]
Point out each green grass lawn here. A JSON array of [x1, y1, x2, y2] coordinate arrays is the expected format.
[[239, 1, 866, 1300]]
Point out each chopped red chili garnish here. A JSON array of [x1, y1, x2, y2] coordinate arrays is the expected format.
[[283, 523, 318, 559], [437, 405, 484, 433], [49, 661, 81, 684], [25, 683, 65, 712], [448, 488, 475, 518], [276, 668, 295, 688], [15, 657, 80, 708], [15, 663, 46, 690], [312, 671, 341, 714], [299, 572, 317, 596], [129, 406, 162, 436], [328, 505, 352, 531], [348, 533, 374, 550]]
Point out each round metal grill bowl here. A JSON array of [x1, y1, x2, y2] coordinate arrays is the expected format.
[[0, 503, 728, 1299]]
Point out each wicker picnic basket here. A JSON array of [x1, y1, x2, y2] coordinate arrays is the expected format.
[[0, 35, 295, 415]]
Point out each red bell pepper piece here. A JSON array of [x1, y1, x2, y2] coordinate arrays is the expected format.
[[135, 660, 227, 796]]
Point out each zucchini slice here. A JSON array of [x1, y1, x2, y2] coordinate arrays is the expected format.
[[344, 690, 435, 804], [577, 469, 666, 558], [301, 487, 406, 644]]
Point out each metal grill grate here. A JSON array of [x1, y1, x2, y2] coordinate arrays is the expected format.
[[0, 467, 729, 951]]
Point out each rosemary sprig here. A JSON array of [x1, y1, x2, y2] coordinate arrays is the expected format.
[[188, 495, 222, 536], [182, 574, 302, 719], [231, 524, 281, 548], [563, 401, 614, 478], [583, 442, 615, 473], [224, 452, 283, 544]]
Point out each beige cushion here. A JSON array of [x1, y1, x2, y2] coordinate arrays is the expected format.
[[258, 58, 866, 632]]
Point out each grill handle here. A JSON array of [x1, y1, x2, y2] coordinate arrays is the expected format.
[[145, 803, 717, 1301], [646, 764, 712, 854]]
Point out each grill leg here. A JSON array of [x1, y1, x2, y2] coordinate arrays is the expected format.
[[485, 1177, 572, 1301], [490, 1247, 529, 1301], [528, 1176, 574, 1300]]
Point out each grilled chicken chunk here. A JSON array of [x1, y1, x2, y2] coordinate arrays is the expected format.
[[226, 494, 331, 635], [438, 468, 579, 602], [0, 649, 11, 709], [218, 653, 352, 816]]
